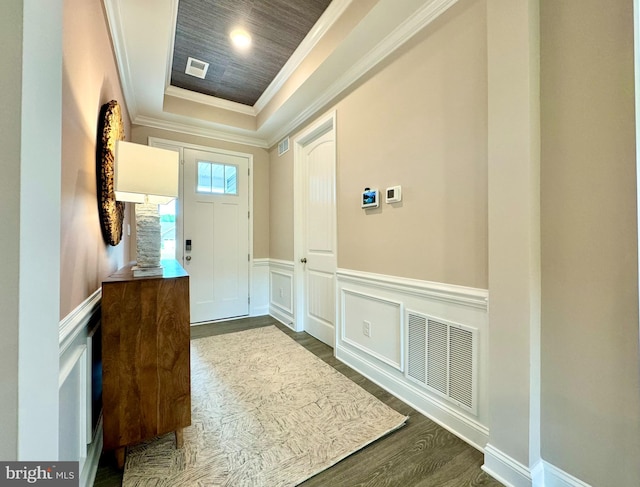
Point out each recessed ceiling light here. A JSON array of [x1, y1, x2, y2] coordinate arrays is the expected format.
[[230, 28, 251, 49]]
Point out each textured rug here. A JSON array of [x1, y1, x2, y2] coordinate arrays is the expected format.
[[122, 326, 408, 487]]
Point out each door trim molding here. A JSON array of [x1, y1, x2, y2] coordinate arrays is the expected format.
[[293, 111, 337, 335]]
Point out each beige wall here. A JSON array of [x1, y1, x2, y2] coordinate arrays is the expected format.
[[0, 0, 24, 460], [540, 0, 640, 484], [336, 0, 487, 287], [60, 0, 131, 318], [269, 0, 488, 288], [131, 126, 270, 259], [269, 145, 294, 261]]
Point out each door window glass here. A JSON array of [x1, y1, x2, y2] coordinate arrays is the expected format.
[[197, 161, 238, 195]]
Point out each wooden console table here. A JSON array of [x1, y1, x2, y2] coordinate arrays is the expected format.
[[101, 260, 191, 468]]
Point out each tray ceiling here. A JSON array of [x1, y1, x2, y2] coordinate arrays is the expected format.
[[105, 0, 459, 147], [171, 0, 332, 106]]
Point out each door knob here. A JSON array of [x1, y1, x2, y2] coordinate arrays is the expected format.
[[185, 255, 192, 261], [300, 257, 307, 263]]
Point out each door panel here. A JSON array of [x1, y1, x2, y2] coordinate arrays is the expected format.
[[183, 148, 249, 323], [300, 127, 337, 346]]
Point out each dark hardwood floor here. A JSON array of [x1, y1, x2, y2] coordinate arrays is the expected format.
[[94, 316, 502, 487]]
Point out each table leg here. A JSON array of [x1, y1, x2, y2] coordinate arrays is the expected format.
[[175, 428, 184, 448], [115, 447, 125, 469]]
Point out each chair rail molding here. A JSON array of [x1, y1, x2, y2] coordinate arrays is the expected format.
[[59, 288, 101, 353], [336, 268, 488, 310]]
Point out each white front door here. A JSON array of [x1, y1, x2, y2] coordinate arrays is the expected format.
[[295, 114, 337, 346], [183, 148, 250, 324]]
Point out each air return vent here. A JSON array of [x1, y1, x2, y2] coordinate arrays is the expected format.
[[406, 311, 477, 414], [278, 137, 290, 156], [185, 56, 209, 79]]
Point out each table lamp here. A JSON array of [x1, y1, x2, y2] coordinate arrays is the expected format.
[[114, 140, 179, 277]]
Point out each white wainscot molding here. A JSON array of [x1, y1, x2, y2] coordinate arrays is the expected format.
[[59, 289, 103, 487], [269, 259, 295, 329], [251, 258, 270, 317], [335, 268, 489, 450]]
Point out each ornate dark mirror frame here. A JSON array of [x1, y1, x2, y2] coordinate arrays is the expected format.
[[97, 100, 126, 246]]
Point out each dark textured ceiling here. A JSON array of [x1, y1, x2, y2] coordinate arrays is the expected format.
[[171, 0, 333, 107]]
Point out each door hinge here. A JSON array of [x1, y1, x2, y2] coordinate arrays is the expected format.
[[248, 253, 250, 262], [248, 296, 251, 305], [248, 167, 250, 176], [248, 210, 250, 219]]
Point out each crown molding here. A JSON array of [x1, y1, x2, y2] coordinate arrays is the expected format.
[[266, 0, 459, 147], [165, 85, 257, 115], [103, 0, 139, 120], [133, 115, 269, 148], [164, 0, 179, 92], [253, 0, 353, 113]]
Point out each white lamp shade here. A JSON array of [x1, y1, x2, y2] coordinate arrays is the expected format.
[[114, 141, 179, 204]]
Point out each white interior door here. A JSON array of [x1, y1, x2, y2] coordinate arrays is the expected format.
[[183, 148, 249, 324], [295, 114, 337, 346]]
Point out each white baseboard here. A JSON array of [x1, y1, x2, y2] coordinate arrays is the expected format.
[[270, 307, 295, 329], [481, 451, 591, 487], [539, 461, 591, 487], [80, 418, 103, 487], [336, 344, 488, 450], [482, 444, 532, 487]]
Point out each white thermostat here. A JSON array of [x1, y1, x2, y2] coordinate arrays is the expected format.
[[361, 188, 379, 208], [386, 185, 402, 203]]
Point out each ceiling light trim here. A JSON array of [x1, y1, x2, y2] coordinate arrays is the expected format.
[[266, 0, 459, 147], [103, 0, 139, 120], [253, 0, 353, 113], [165, 85, 257, 116], [134, 115, 268, 148]]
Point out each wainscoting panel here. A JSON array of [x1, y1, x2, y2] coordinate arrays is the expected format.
[[59, 345, 87, 469], [59, 289, 102, 487], [269, 260, 295, 328], [308, 269, 335, 325], [335, 268, 489, 449], [341, 289, 403, 371], [251, 258, 270, 316]]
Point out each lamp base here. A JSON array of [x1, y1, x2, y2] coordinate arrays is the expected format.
[[132, 265, 164, 278], [135, 202, 162, 271]]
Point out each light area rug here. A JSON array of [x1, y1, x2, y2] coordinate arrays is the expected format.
[[123, 326, 408, 487]]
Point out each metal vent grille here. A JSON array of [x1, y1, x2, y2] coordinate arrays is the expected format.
[[406, 311, 477, 414], [407, 313, 427, 384], [185, 56, 209, 79], [278, 137, 290, 156], [449, 326, 474, 409], [427, 319, 448, 395]]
